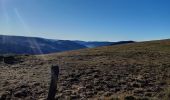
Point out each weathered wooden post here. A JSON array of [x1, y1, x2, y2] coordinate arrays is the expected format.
[[47, 65, 59, 100]]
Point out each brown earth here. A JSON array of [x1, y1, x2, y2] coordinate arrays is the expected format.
[[0, 39, 170, 100]]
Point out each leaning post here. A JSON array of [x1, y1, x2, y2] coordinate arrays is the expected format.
[[47, 65, 59, 100]]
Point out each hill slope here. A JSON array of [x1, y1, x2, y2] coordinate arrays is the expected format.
[[0, 35, 134, 55], [0, 39, 170, 100], [0, 35, 87, 54]]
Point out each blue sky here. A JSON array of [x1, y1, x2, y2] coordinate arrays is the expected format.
[[0, 0, 170, 41]]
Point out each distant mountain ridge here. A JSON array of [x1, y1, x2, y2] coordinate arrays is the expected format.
[[74, 41, 114, 48], [0, 35, 86, 54], [0, 35, 134, 54], [74, 40, 134, 48]]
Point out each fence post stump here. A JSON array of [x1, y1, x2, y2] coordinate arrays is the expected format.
[[47, 65, 59, 100]]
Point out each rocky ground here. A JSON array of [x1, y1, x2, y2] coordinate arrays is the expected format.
[[0, 39, 170, 100]]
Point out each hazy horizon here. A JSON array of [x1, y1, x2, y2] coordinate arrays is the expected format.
[[0, 0, 170, 41]]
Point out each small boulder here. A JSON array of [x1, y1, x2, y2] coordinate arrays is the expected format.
[[14, 89, 31, 98]]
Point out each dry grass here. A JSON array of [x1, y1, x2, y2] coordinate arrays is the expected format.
[[0, 39, 170, 100]]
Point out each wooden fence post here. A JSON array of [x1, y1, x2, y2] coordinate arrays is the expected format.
[[47, 65, 59, 100]]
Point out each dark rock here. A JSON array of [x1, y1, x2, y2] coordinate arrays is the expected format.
[[70, 94, 80, 99], [64, 90, 72, 95], [3, 56, 20, 64], [86, 91, 94, 98], [0, 91, 11, 100], [134, 90, 144, 94], [124, 96, 136, 100], [145, 92, 152, 97], [104, 92, 112, 97], [85, 84, 93, 89], [107, 82, 117, 88], [93, 74, 100, 78], [14, 89, 31, 98], [20, 84, 29, 88], [137, 98, 149, 100], [0, 94, 6, 100], [95, 86, 103, 91], [132, 83, 140, 88], [33, 82, 41, 87], [68, 78, 79, 83]]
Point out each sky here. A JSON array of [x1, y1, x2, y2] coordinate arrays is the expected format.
[[0, 0, 170, 41]]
